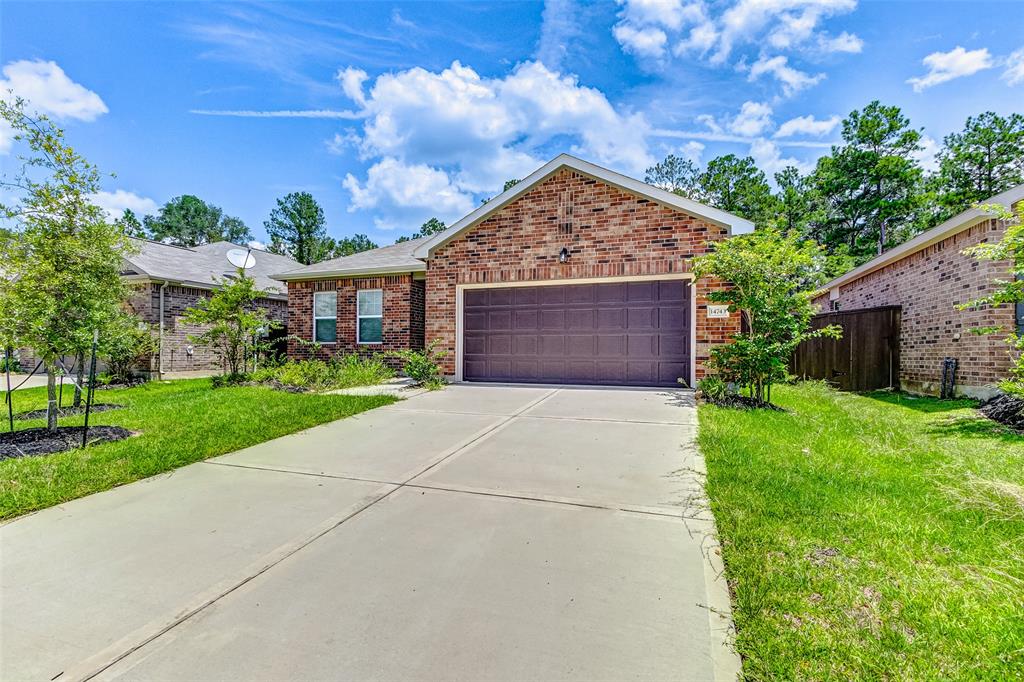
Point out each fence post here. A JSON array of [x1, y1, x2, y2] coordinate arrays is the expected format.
[[81, 330, 99, 449]]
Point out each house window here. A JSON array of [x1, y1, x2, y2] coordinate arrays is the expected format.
[[313, 291, 337, 343], [357, 289, 383, 344]]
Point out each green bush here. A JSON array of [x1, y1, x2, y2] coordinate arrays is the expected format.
[[697, 376, 729, 402], [0, 355, 21, 373], [250, 355, 394, 391], [387, 341, 447, 388]]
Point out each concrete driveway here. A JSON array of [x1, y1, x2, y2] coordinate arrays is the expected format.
[[1, 384, 737, 681]]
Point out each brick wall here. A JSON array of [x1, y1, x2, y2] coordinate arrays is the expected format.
[[287, 274, 421, 367], [424, 168, 740, 378], [134, 282, 287, 374], [819, 218, 1016, 397]]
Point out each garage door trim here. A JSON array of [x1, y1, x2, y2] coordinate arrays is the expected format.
[[455, 273, 696, 387]]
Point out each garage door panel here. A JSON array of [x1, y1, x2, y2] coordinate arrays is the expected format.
[[566, 309, 595, 330], [539, 310, 565, 330], [463, 280, 690, 387]]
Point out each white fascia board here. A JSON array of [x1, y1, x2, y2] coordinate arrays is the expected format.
[[412, 153, 754, 260], [818, 184, 1024, 295]]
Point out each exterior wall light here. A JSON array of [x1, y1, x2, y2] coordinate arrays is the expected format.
[[559, 247, 570, 263]]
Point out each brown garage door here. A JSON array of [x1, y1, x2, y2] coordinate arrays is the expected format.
[[463, 279, 691, 387]]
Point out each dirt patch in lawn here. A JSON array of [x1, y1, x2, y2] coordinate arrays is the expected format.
[[0, 426, 133, 460], [15, 403, 123, 420]]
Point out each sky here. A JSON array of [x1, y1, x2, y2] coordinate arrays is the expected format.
[[1, 1, 1022, 247]]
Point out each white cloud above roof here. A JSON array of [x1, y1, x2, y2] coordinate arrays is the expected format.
[[1002, 47, 1024, 86], [729, 101, 773, 137], [774, 114, 841, 138], [89, 190, 158, 221], [747, 54, 825, 97], [907, 46, 994, 92]]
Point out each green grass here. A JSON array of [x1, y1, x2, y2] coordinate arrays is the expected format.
[[698, 382, 1024, 680], [0, 379, 395, 520]]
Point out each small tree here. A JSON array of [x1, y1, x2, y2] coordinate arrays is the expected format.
[[958, 203, 1024, 395], [0, 98, 133, 430], [692, 229, 842, 404], [100, 312, 158, 384], [181, 271, 278, 378]]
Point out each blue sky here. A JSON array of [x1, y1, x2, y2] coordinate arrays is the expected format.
[[2, 1, 1022, 246]]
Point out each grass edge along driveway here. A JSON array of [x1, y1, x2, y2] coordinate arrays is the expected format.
[[0, 379, 395, 520], [698, 381, 1024, 680]]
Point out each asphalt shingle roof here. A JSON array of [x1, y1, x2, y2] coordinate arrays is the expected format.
[[273, 237, 428, 281], [122, 239, 299, 297]]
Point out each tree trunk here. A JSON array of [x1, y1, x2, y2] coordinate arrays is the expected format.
[[46, 366, 58, 431], [73, 350, 85, 408]]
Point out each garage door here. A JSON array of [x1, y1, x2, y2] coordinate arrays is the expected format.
[[462, 279, 691, 387]]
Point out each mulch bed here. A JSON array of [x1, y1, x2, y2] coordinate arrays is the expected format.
[[0, 425, 132, 460], [94, 379, 147, 390], [15, 403, 123, 420], [978, 393, 1024, 431], [703, 394, 786, 411]]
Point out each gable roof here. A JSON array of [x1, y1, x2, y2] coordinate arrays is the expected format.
[[122, 239, 299, 297], [819, 183, 1024, 295], [272, 237, 428, 281], [411, 153, 755, 259]]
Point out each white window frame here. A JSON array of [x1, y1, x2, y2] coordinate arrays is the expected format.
[[312, 291, 337, 344], [356, 289, 383, 345]]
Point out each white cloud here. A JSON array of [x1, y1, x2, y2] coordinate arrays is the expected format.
[[613, 24, 669, 59], [537, 0, 585, 69], [774, 114, 840, 138], [714, 0, 856, 62], [190, 109, 361, 119], [696, 113, 722, 133], [1002, 47, 1024, 86], [749, 137, 812, 176], [817, 31, 863, 53], [0, 59, 108, 154], [913, 134, 940, 173], [0, 60, 108, 120], [907, 46, 993, 92], [338, 60, 654, 226], [729, 101, 773, 136], [89, 190, 158, 221], [681, 140, 705, 163], [748, 54, 825, 96], [342, 157, 475, 230], [336, 67, 368, 107]]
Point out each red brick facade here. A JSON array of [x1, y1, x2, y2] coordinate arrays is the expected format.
[[814, 217, 1016, 397], [287, 274, 423, 367], [424, 169, 740, 379]]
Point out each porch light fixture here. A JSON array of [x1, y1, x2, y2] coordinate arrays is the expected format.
[[559, 247, 570, 263]]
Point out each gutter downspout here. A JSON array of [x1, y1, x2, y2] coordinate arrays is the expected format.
[[158, 281, 168, 380]]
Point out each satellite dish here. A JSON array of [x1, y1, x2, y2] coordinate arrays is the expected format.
[[226, 248, 257, 269]]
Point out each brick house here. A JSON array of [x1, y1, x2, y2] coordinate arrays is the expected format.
[[814, 184, 1024, 398], [120, 239, 297, 375], [274, 154, 753, 387]]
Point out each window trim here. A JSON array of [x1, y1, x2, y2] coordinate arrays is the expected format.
[[356, 289, 383, 345], [312, 291, 337, 344]]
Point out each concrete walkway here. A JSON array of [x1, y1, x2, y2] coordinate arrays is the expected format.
[[0, 384, 737, 681]]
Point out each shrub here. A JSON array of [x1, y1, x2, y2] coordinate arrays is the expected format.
[[250, 355, 394, 391], [100, 312, 158, 384], [697, 376, 729, 403], [387, 341, 447, 388], [0, 354, 20, 373]]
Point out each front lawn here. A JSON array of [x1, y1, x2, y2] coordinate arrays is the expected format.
[[699, 382, 1024, 679], [0, 379, 394, 520]]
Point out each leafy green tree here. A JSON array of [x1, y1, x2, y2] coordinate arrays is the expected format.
[[773, 166, 816, 234], [144, 195, 252, 246], [644, 154, 701, 198], [181, 269, 278, 377], [330, 234, 378, 257], [810, 101, 924, 262], [697, 154, 778, 226], [692, 229, 841, 404], [932, 112, 1024, 223], [396, 217, 447, 243], [958, 203, 1024, 395], [503, 178, 521, 192], [115, 209, 146, 238], [100, 311, 158, 384], [0, 98, 133, 429], [264, 192, 332, 265]]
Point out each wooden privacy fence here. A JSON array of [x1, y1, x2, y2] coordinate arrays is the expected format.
[[791, 306, 901, 392]]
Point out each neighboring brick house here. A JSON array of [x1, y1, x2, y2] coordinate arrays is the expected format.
[[120, 239, 297, 375], [274, 154, 753, 387], [814, 184, 1024, 398]]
